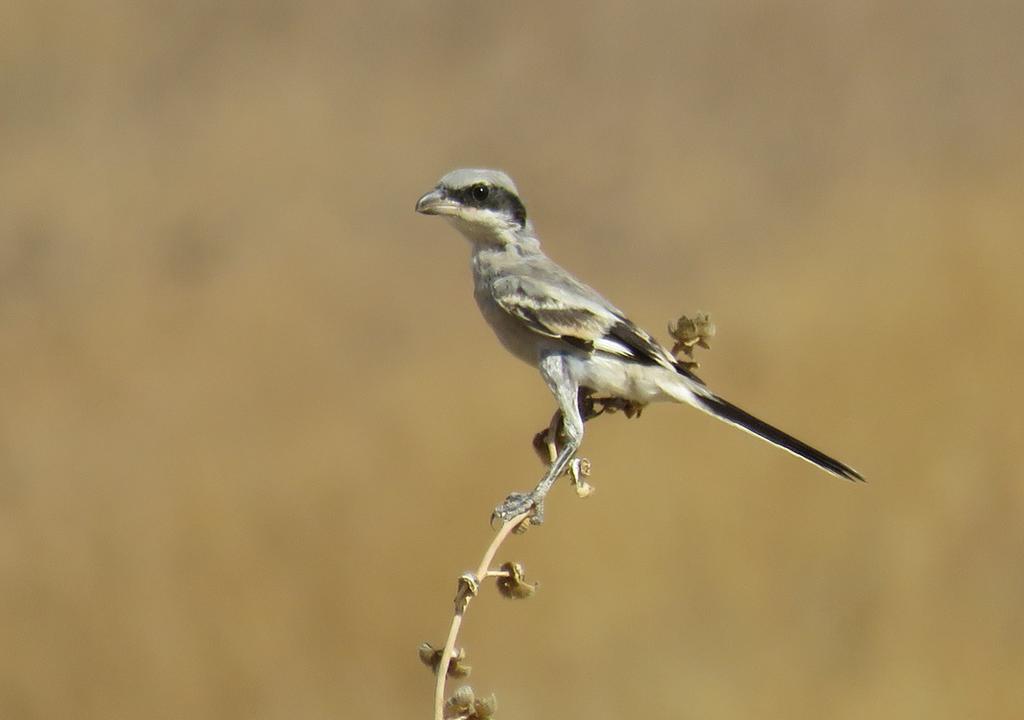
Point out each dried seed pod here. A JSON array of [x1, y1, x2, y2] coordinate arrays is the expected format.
[[473, 693, 498, 719], [496, 561, 537, 599], [418, 642, 442, 672], [669, 311, 715, 357], [444, 685, 476, 718]]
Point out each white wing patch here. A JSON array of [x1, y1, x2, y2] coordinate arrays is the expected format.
[[593, 336, 638, 358]]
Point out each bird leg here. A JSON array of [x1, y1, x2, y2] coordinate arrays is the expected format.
[[529, 389, 628, 464], [494, 355, 584, 526], [529, 407, 594, 501], [493, 435, 580, 525]]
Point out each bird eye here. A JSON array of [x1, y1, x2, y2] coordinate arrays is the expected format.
[[470, 184, 490, 202]]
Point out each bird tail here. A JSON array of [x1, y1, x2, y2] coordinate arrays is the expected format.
[[665, 377, 864, 482]]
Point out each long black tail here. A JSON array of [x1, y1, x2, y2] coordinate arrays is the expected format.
[[692, 392, 864, 482]]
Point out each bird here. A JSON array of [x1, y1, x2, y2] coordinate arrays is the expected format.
[[415, 168, 863, 522]]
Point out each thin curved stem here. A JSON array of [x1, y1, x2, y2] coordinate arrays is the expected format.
[[433, 511, 532, 720]]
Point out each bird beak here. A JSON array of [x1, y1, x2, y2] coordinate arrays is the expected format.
[[415, 188, 459, 216]]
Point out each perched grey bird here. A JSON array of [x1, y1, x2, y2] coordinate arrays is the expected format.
[[415, 169, 862, 521]]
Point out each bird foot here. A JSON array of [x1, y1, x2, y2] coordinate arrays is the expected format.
[[492, 491, 545, 527]]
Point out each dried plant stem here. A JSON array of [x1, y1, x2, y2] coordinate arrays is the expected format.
[[433, 510, 532, 720]]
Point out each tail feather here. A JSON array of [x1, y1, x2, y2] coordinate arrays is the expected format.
[[691, 392, 864, 482]]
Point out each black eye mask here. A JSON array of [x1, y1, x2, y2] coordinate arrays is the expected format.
[[446, 184, 527, 227]]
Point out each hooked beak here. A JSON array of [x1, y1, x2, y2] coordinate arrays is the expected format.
[[415, 188, 460, 216]]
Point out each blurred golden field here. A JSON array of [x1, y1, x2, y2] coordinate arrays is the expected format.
[[2, 2, 1023, 718]]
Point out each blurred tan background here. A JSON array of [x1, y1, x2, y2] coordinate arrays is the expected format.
[[2, 2, 1023, 718]]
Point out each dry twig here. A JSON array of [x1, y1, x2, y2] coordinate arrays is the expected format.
[[425, 510, 531, 720]]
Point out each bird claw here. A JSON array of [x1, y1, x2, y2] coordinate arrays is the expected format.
[[494, 455, 593, 528], [492, 491, 544, 527]]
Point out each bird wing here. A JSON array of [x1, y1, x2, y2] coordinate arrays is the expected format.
[[490, 274, 680, 371]]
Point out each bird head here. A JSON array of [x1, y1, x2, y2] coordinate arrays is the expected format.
[[415, 169, 529, 245]]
